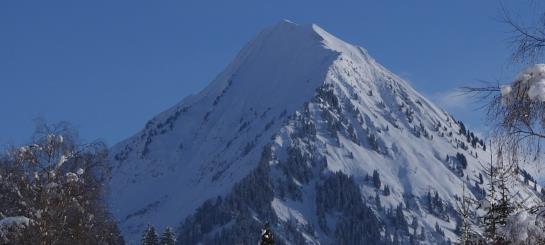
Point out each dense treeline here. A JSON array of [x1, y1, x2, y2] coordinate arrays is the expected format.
[[316, 172, 383, 244]]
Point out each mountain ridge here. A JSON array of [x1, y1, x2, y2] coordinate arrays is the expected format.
[[107, 20, 542, 244]]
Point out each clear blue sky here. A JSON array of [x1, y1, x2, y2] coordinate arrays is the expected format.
[[0, 0, 533, 147]]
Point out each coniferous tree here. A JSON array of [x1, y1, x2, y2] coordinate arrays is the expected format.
[[160, 227, 176, 245], [456, 152, 468, 169], [455, 220, 462, 236], [455, 185, 476, 245], [384, 228, 392, 243], [142, 225, 159, 245], [419, 227, 426, 241], [459, 121, 466, 135], [375, 192, 382, 211], [372, 170, 381, 189], [409, 234, 417, 245], [411, 218, 418, 235], [395, 203, 409, 233], [435, 222, 444, 237], [495, 149, 514, 228], [393, 231, 400, 244], [482, 153, 499, 242], [480, 143, 514, 243], [260, 223, 275, 245], [384, 185, 391, 196], [433, 191, 443, 212], [427, 191, 433, 212]]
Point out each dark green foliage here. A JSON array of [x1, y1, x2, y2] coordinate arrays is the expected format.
[[280, 219, 308, 244], [292, 103, 317, 140], [316, 172, 366, 216], [409, 234, 417, 245], [176, 196, 231, 244], [373, 170, 382, 189], [334, 213, 383, 245], [375, 192, 382, 211], [201, 214, 264, 244], [425, 191, 449, 221], [411, 218, 418, 234], [368, 133, 380, 152], [142, 225, 159, 245], [280, 146, 313, 184], [456, 153, 468, 169], [394, 204, 409, 233], [457, 120, 486, 150], [316, 172, 383, 244], [160, 227, 176, 245], [315, 84, 339, 111], [458, 121, 466, 135], [260, 223, 275, 245], [434, 192, 444, 211], [419, 228, 426, 241], [212, 80, 233, 106], [480, 157, 514, 243], [384, 185, 391, 196], [177, 147, 276, 244], [435, 222, 444, 237]]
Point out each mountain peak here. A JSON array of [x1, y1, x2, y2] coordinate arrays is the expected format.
[[108, 21, 512, 244], [258, 20, 321, 45], [261, 20, 373, 66], [273, 19, 300, 28]]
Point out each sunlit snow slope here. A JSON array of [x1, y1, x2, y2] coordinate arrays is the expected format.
[[108, 20, 542, 244]]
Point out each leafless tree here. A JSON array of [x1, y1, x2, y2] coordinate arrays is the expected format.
[[501, 1, 545, 64], [457, 2, 545, 243], [0, 122, 124, 244], [462, 2, 545, 162]]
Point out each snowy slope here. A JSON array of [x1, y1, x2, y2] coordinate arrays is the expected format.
[[108, 20, 542, 244]]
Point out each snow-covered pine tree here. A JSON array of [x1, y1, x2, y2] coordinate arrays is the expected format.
[[480, 142, 513, 243], [494, 148, 514, 227], [481, 149, 499, 242], [142, 225, 159, 245], [455, 185, 476, 244], [160, 227, 176, 245], [260, 223, 275, 245]]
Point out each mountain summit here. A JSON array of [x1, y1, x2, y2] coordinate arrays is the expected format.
[[108, 21, 540, 244]]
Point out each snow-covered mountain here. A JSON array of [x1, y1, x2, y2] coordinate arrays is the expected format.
[[108, 20, 542, 244]]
